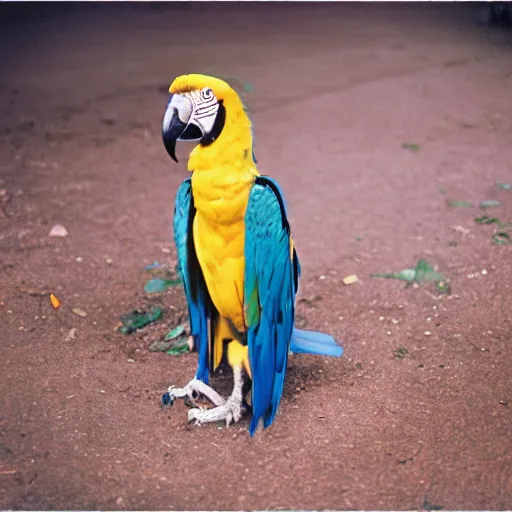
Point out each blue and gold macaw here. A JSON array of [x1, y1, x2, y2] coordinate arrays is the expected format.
[[161, 74, 343, 436]]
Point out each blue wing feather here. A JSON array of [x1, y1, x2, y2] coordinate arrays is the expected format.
[[173, 179, 213, 384], [244, 178, 296, 435]]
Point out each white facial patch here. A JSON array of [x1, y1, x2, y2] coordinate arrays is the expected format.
[[185, 87, 219, 136]]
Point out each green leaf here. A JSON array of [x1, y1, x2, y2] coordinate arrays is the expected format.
[[166, 337, 190, 356], [402, 143, 421, 152], [446, 199, 472, 208], [144, 278, 182, 293], [475, 215, 500, 225], [492, 231, 511, 245], [393, 346, 408, 359], [164, 323, 186, 340], [119, 307, 162, 334], [371, 269, 416, 282], [371, 259, 446, 287], [479, 199, 501, 209], [414, 259, 444, 284]]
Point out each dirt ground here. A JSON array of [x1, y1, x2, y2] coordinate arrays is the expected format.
[[1, 2, 511, 510]]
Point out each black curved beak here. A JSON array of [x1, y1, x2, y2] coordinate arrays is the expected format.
[[162, 107, 187, 163]]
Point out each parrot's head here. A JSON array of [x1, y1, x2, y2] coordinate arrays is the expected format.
[[162, 74, 255, 164]]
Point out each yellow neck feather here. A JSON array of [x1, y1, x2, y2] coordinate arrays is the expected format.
[[187, 89, 258, 175]]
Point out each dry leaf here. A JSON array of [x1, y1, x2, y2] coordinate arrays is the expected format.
[[50, 293, 61, 309]]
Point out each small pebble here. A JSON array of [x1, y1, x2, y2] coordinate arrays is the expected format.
[[379, 316, 384, 321], [319, 275, 326, 280], [342, 274, 358, 285], [424, 331, 432, 336], [76, 257, 83, 263], [106, 258, 113, 265], [481, 269, 488, 275], [127, 358, 136, 363], [65, 328, 77, 341], [49, 224, 68, 237]]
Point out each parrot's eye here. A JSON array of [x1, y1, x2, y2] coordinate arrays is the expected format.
[[201, 87, 214, 100]]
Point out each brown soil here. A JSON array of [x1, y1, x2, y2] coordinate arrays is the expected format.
[[1, 3, 511, 510]]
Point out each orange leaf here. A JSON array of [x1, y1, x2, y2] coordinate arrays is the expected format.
[[50, 293, 61, 309]]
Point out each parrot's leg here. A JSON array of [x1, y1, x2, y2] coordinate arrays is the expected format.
[[188, 365, 245, 427], [188, 340, 249, 427], [168, 379, 226, 407]]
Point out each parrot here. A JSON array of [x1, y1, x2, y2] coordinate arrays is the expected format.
[[161, 74, 343, 436]]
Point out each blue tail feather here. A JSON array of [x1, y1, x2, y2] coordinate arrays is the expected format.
[[290, 327, 343, 357]]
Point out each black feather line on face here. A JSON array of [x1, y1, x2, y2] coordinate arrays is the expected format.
[[200, 101, 225, 147]]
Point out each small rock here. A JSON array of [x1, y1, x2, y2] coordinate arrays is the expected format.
[[342, 274, 358, 285], [319, 275, 326, 280], [49, 224, 68, 237], [424, 331, 432, 336], [76, 256, 83, 263], [65, 328, 77, 341], [379, 316, 385, 321], [127, 358, 136, 363], [72, 308, 87, 317], [452, 225, 470, 236], [481, 269, 488, 275], [106, 258, 113, 265]]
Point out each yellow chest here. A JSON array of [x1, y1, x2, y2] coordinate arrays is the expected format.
[[191, 168, 254, 330]]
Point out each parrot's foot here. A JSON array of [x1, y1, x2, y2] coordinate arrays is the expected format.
[[187, 365, 246, 428], [188, 394, 245, 427], [167, 378, 226, 407]]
